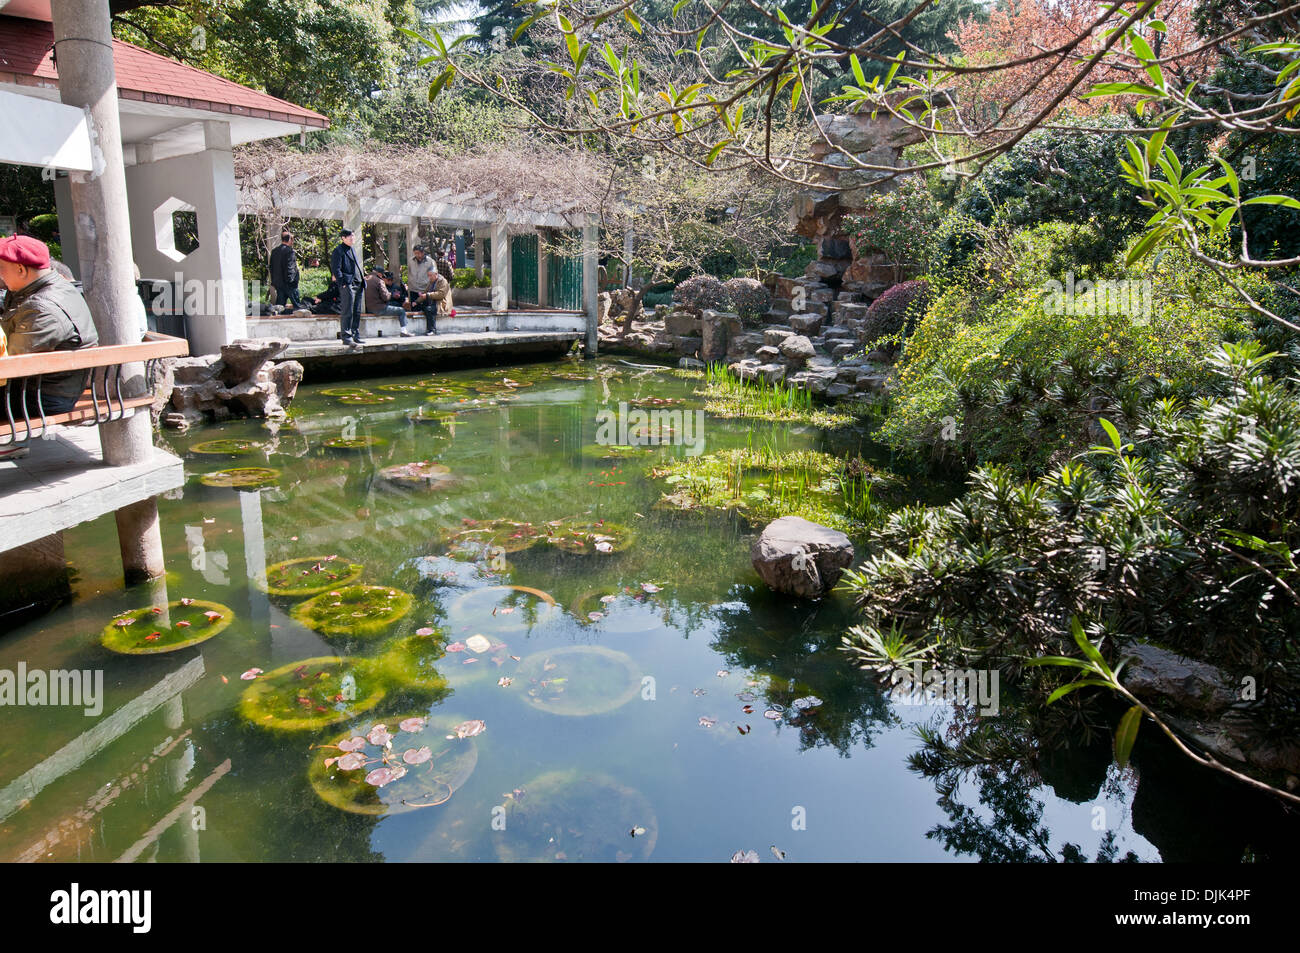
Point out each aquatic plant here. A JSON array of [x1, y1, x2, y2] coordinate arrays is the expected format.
[[199, 467, 282, 489], [320, 387, 372, 397], [514, 645, 642, 716], [324, 436, 387, 451], [542, 519, 636, 555], [443, 518, 548, 556], [290, 584, 414, 639], [190, 438, 264, 455], [493, 770, 657, 862], [260, 556, 364, 597], [308, 714, 479, 815], [237, 656, 387, 733], [375, 382, 429, 393], [579, 443, 653, 461], [337, 393, 396, 405], [699, 364, 854, 427], [101, 598, 235, 655]]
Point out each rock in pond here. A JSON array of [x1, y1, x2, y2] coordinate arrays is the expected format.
[[751, 516, 854, 599]]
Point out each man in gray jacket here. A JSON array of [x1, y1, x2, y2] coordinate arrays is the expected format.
[[0, 234, 99, 416]]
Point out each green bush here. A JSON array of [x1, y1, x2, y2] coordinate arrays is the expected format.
[[722, 276, 770, 319], [879, 227, 1258, 473], [843, 178, 941, 270], [26, 213, 59, 242], [675, 274, 728, 312]]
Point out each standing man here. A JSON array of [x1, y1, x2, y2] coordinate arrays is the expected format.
[[330, 227, 365, 346], [407, 243, 439, 335], [269, 230, 301, 310]]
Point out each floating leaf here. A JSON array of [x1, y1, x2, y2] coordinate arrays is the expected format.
[[336, 752, 367, 771], [498, 676, 513, 687], [240, 668, 263, 681], [763, 709, 781, 720], [367, 724, 393, 747], [465, 634, 492, 654], [630, 826, 647, 837], [641, 583, 662, 593], [699, 716, 717, 728], [770, 845, 786, 860], [415, 627, 436, 636], [716, 670, 729, 678], [450, 719, 487, 739], [337, 736, 366, 752], [737, 724, 751, 735], [365, 767, 395, 787], [588, 611, 606, 622], [398, 717, 426, 733], [447, 641, 466, 652], [730, 849, 760, 863], [402, 746, 433, 765], [792, 696, 823, 711]]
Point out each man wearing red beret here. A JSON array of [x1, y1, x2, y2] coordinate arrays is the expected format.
[[0, 234, 99, 417]]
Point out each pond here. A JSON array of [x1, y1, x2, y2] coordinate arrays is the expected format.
[[1, 356, 1294, 862]]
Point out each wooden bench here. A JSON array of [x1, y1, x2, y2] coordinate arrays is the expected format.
[[0, 332, 190, 444]]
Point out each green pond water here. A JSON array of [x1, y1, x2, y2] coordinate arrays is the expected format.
[[1, 356, 1293, 862]]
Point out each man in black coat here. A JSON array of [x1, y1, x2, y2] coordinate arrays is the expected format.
[[330, 228, 365, 346], [268, 230, 301, 309]]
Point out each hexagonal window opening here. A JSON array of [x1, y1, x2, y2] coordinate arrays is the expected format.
[[154, 196, 200, 263]]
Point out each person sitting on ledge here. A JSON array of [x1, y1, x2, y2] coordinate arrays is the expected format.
[[309, 279, 341, 315], [364, 265, 411, 336], [0, 234, 99, 419], [384, 270, 408, 311]]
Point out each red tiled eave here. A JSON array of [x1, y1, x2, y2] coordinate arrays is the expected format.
[[0, 15, 329, 129]]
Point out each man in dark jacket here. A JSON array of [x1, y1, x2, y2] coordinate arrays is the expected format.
[[269, 230, 301, 309], [330, 228, 365, 346], [0, 234, 99, 416]]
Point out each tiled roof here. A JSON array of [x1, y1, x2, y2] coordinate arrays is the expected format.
[[0, 15, 328, 128]]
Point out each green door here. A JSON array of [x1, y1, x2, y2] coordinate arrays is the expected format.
[[548, 232, 584, 311], [511, 234, 538, 305]]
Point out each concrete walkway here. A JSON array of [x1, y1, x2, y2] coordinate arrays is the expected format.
[[0, 422, 183, 553]]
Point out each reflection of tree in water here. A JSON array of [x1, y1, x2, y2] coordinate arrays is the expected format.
[[709, 587, 894, 756], [907, 707, 1139, 862]]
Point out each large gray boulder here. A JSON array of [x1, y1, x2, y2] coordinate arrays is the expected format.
[[218, 337, 290, 385], [779, 334, 816, 366], [751, 516, 854, 599], [1119, 643, 1239, 718]]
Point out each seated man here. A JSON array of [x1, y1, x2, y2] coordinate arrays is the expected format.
[[364, 266, 412, 336], [310, 279, 341, 315], [384, 271, 408, 310], [0, 235, 99, 418]]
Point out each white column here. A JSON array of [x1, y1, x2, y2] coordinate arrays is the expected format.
[[582, 220, 599, 355], [386, 228, 401, 272], [473, 231, 485, 277], [405, 217, 419, 278], [537, 230, 550, 308], [490, 220, 510, 313], [202, 120, 247, 348]]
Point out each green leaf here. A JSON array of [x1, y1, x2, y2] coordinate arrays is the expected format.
[[624, 9, 642, 34], [1241, 194, 1300, 210], [1070, 617, 1109, 673], [706, 139, 731, 166], [1046, 679, 1113, 705], [1114, 705, 1143, 768], [1098, 417, 1123, 451]]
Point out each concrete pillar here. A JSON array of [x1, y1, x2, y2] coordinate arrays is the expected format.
[[623, 227, 634, 287], [386, 228, 401, 272], [490, 221, 510, 313], [538, 230, 550, 308], [473, 232, 485, 278], [200, 120, 246, 349], [582, 220, 599, 356], [51, 0, 165, 583], [405, 218, 419, 279], [344, 199, 363, 239], [52, 176, 80, 280]]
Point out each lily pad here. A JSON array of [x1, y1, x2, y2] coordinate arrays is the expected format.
[[101, 599, 235, 655], [370, 632, 452, 694], [320, 387, 373, 397], [237, 656, 386, 733], [324, 436, 387, 452], [514, 645, 642, 717], [337, 393, 396, 406], [190, 438, 263, 456], [494, 771, 657, 863], [199, 467, 282, 489], [260, 556, 364, 597], [378, 461, 457, 490], [407, 408, 458, 427], [375, 382, 429, 393], [308, 713, 478, 816], [290, 584, 414, 639]]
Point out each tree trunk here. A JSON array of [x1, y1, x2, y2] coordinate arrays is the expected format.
[[621, 287, 647, 336]]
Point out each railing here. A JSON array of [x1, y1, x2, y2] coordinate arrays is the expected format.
[[0, 332, 190, 446]]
